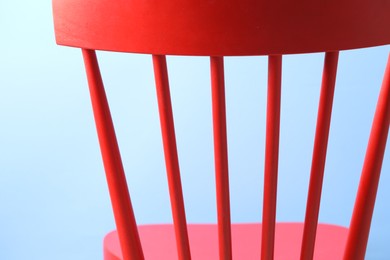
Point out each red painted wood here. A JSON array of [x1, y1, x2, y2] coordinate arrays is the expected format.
[[81, 49, 144, 260], [53, 1, 390, 259], [53, 0, 390, 56], [344, 54, 390, 260], [261, 55, 282, 260], [301, 52, 339, 260], [152, 55, 192, 260], [104, 223, 348, 260], [210, 56, 232, 260]]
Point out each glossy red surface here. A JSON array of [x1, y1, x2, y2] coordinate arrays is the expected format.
[[301, 52, 339, 259], [344, 54, 390, 260], [104, 223, 349, 260], [210, 56, 232, 260], [153, 55, 191, 260], [53, 0, 390, 55], [261, 55, 282, 260], [52, 0, 390, 259], [82, 49, 144, 260]]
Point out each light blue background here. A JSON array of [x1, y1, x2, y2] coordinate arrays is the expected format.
[[0, 1, 389, 259]]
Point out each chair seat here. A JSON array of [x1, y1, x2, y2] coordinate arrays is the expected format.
[[104, 223, 348, 259]]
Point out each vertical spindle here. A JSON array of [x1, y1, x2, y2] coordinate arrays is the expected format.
[[210, 56, 232, 260], [301, 51, 339, 260], [153, 55, 192, 260], [82, 49, 144, 260], [344, 54, 390, 260], [261, 55, 282, 260]]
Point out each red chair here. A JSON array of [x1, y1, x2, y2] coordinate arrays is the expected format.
[[52, 0, 390, 259]]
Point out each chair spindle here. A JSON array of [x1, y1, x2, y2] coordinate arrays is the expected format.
[[261, 55, 282, 260], [210, 56, 233, 260], [152, 55, 192, 260], [82, 49, 144, 260], [344, 54, 390, 260], [301, 51, 339, 260]]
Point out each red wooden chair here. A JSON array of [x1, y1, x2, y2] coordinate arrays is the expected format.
[[52, 0, 390, 259]]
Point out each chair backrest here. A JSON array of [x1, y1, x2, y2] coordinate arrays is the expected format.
[[53, 0, 390, 259], [53, 0, 390, 56]]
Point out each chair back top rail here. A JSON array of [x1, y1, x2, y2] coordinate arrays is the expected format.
[[53, 0, 390, 55]]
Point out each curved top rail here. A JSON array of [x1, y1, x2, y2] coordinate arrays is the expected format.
[[53, 0, 390, 56]]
